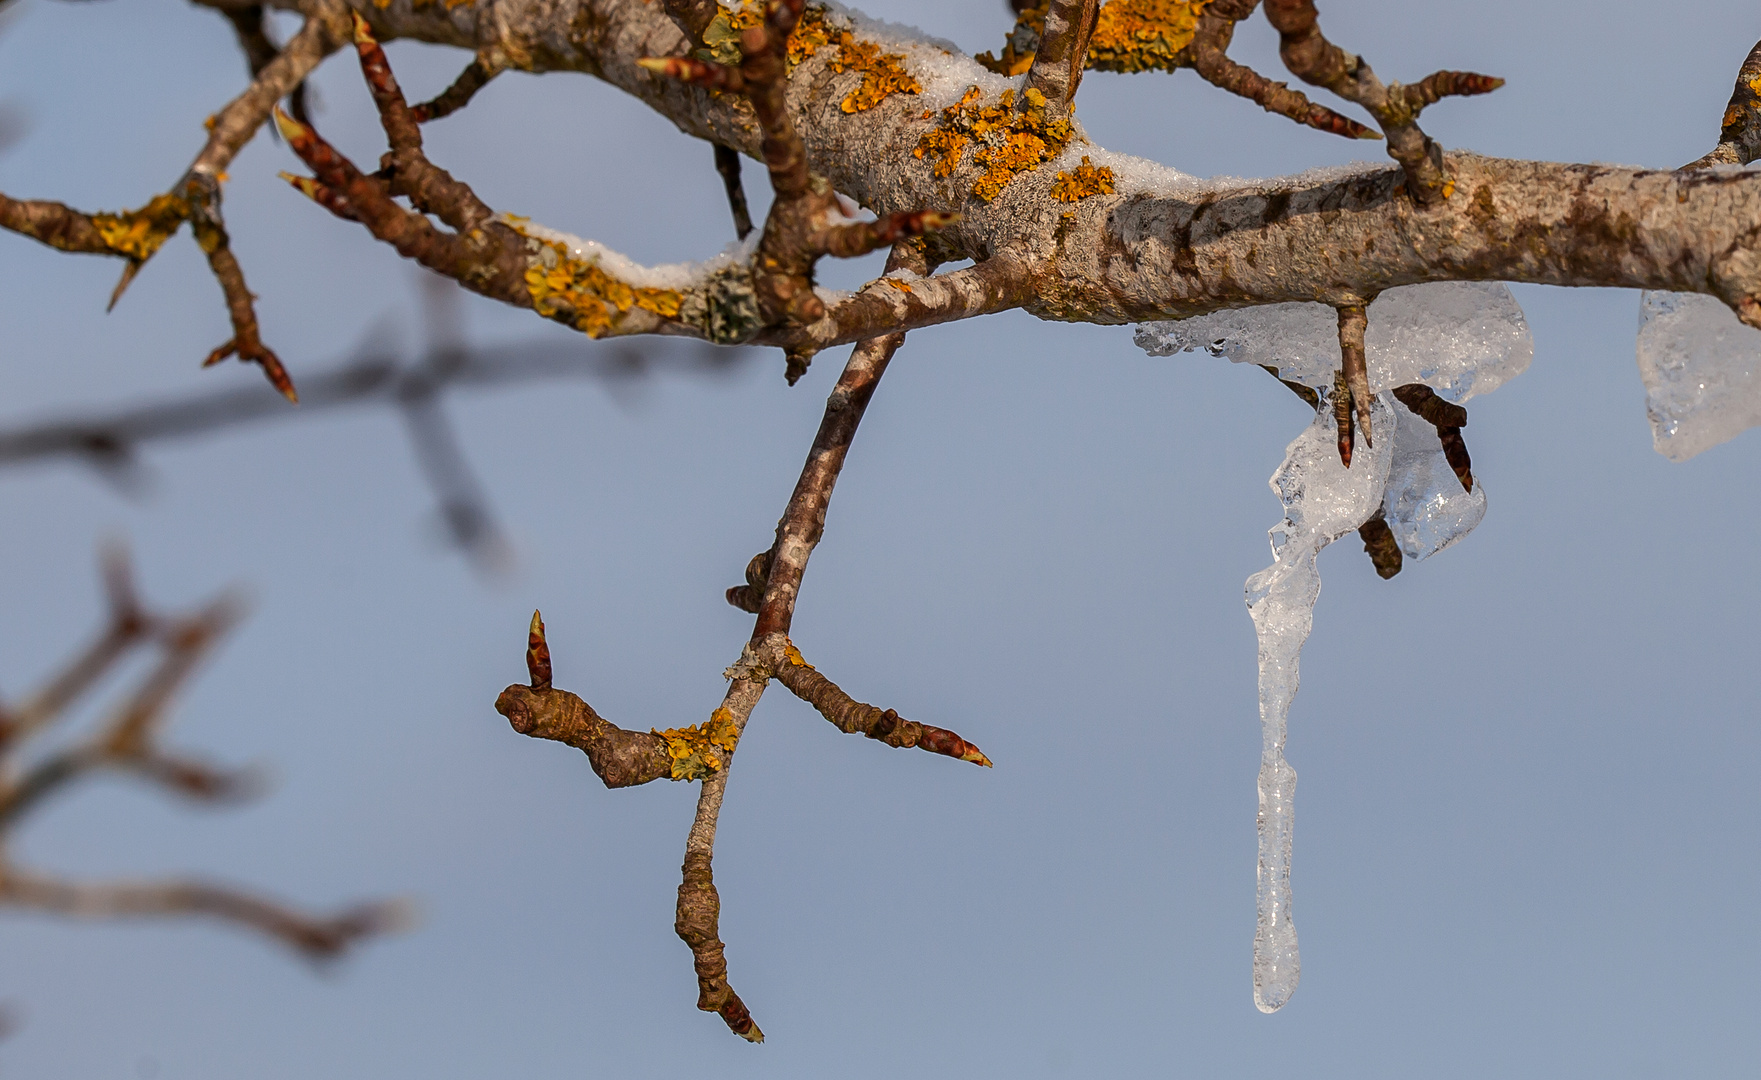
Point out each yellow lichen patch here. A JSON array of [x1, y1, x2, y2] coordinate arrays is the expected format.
[[978, 0, 1209, 77], [782, 642, 809, 667], [1086, 0, 1209, 74], [784, 4, 833, 66], [883, 276, 913, 293], [519, 236, 681, 338], [826, 37, 922, 113], [914, 86, 1073, 202], [92, 193, 190, 263], [784, 6, 920, 113], [654, 706, 742, 782], [1051, 155, 1117, 202]]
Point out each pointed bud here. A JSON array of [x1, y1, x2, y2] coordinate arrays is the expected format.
[[526, 610, 552, 690]]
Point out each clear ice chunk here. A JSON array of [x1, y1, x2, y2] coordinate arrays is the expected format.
[[1246, 393, 1394, 1013], [1136, 282, 1532, 401], [1382, 402, 1487, 562], [1636, 290, 1761, 461]]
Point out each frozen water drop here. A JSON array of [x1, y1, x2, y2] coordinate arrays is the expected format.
[[1636, 290, 1761, 460]]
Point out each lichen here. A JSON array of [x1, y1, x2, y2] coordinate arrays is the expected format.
[[698, 4, 919, 113], [700, 3, 764, 66], [654, 706, 742, 781], [977, 0, 1211, 77], [914, 86, 1074, 202], [975, 0, 1045, 76], [519, 233, 681, 338], [787, 6, 921, 113], [1051, 155, 1116, 202], [91, 193, 190, 263], [1086, 0, 1209, 73], [679, 264, 765, 345]]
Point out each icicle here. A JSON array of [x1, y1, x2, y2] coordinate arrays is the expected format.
[[1637, 290, 1761, 461], [1138, 281, 1532, 1013], [1246, 392, 1394, 1012]]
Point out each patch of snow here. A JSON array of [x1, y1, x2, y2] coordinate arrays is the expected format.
[[502, 215, 758, 290]]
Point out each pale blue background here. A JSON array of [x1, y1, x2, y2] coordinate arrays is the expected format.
[[0, 1, 1756, 1076]]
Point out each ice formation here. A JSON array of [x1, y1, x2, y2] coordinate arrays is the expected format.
[[1636, 290, 1761, 460], [1137, 282, 1532, 1012], [1136, 281, 1531, 401]]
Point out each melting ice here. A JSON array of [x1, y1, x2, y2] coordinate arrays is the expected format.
[[1137, 282, 1532, 1012], [1637, 290, 1761, 461]]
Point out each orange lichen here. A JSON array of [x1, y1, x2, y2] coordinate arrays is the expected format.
[[977, 0, 1211, 77], [784, 6, 920, 113], [92, 193, 190, 262], [1087, 0, 1209, 73], [914, 86, 1073, 202], [975, 0, 1045, 76], [1051, 155, 1117, 202], [654, 706, 742, 781], [517, 232, 682, 338]]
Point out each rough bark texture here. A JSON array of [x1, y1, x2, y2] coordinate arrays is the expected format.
[[212, 0, 1761, 340]]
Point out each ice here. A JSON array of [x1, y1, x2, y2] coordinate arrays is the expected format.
[[1135, 281, 1532, 401], [1636, 290, 1761, 461], [1139, 281, 1528, 1012], [1246, 393, 1394, 1013], [1383, 403, 1486, 562]]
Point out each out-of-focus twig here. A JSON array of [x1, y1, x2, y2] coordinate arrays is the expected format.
[[0, 545, 406, 960], [0, 281, 756, 573]]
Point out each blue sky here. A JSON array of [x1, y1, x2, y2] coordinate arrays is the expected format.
[[0, 1, 1756, 1077]]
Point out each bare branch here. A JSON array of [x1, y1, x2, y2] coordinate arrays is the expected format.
[[0, 870, 406, 961], [1336, 302, 1371, 459], [1261, 0, 1502, 203], [410, 53, 506, 124], [770, 641, 992, 766], [714, 145, 756, 240], [0, 550, 402, 960], [1188, 6, 1376, 139], [1025, 0, 1099, 114]]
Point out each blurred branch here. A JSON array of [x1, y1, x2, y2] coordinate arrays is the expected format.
[[0, 281, 756, 573], [0, 545, 406, 960]]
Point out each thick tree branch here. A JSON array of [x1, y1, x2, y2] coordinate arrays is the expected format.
[[254, 0, 1761, 338]]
